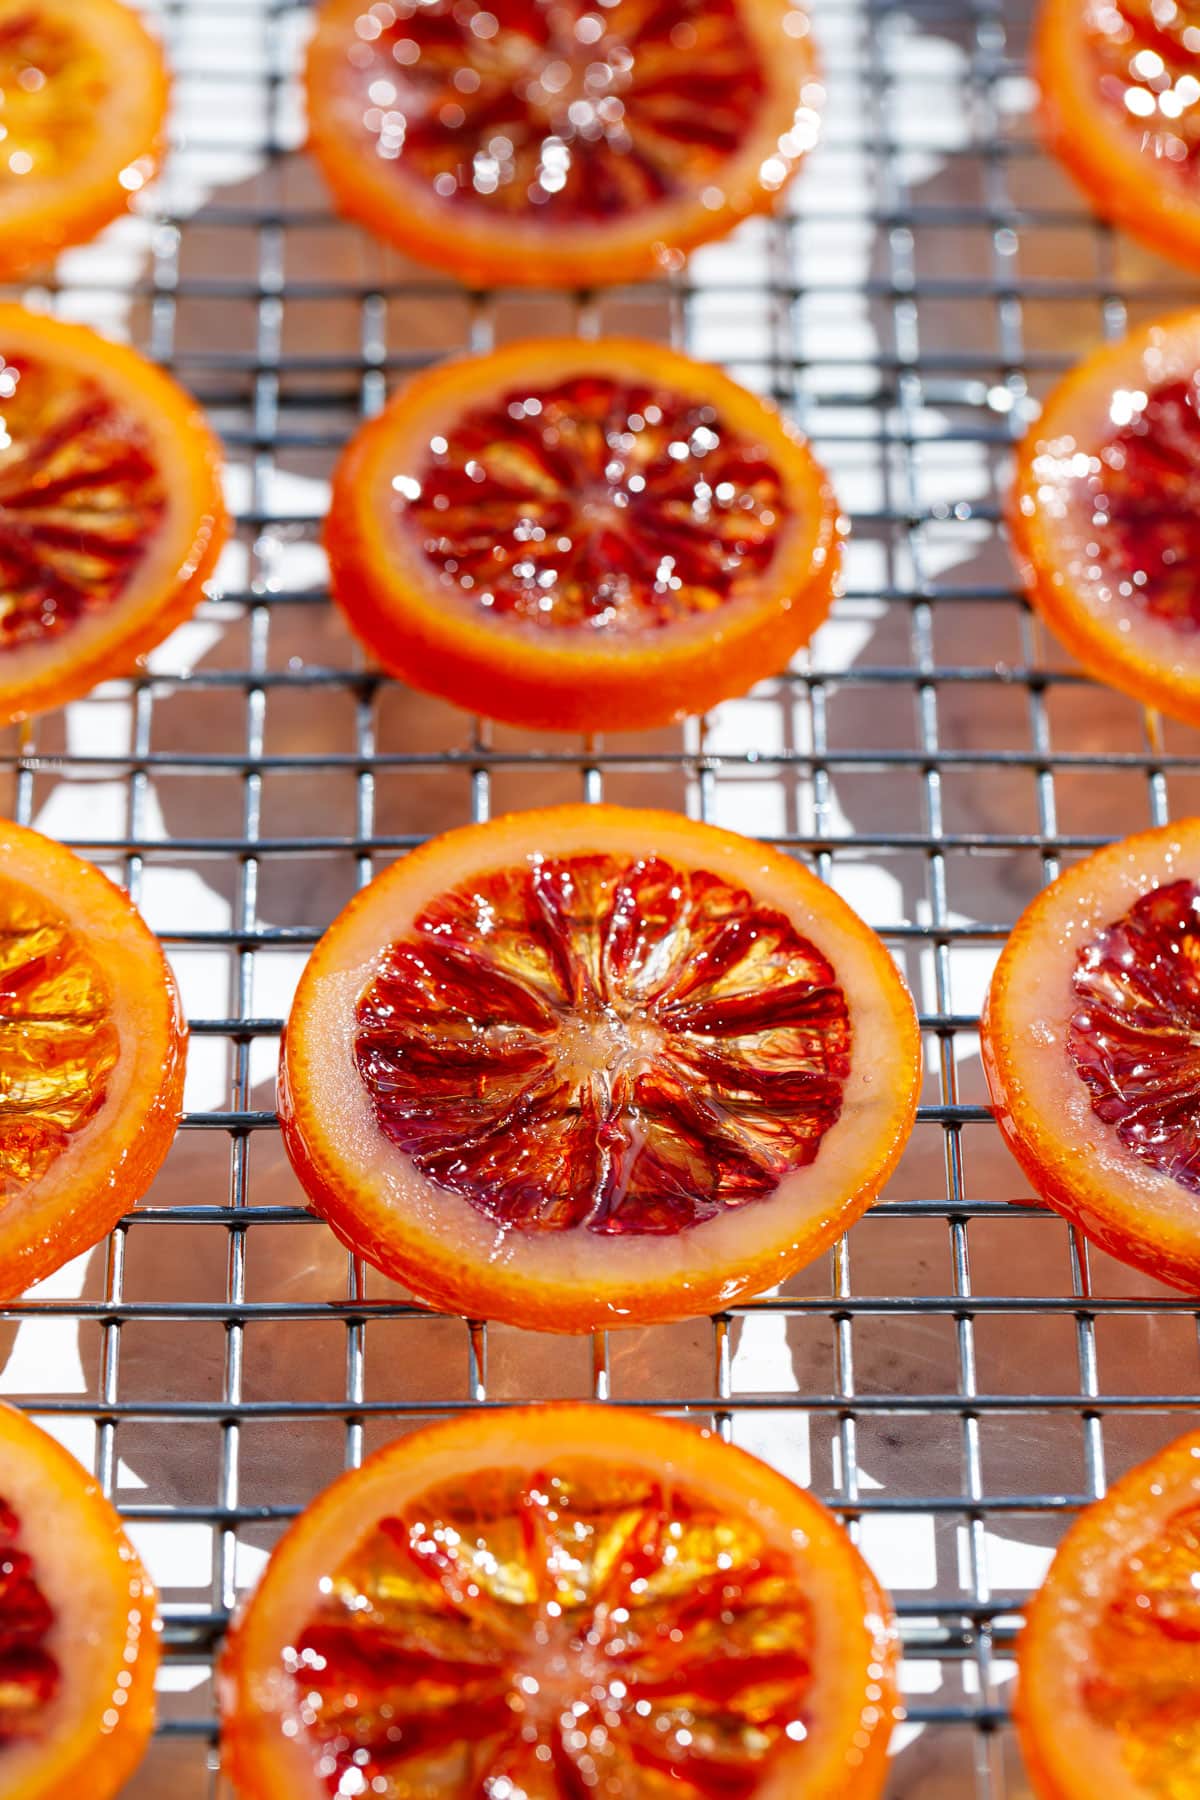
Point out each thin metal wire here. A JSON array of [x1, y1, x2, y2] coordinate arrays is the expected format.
[[3, 0, 1199, 1793]]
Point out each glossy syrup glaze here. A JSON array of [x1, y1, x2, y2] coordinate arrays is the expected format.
[[0, 352, 166, 651], [288, 1457, 815, 1799], [0, 8, 106, 188], [1081, 1501, 1200, 1793], [0, 1497, 59, 1746], [1069, 878, 1200, 1189], [1087, 0, 1200, 175], [0, 873, 119, 1194], [354, 852, 849, 1234], [334, 0, 803, 225], [398, 374, 789, 632], [1081, 376, 1200, 634]]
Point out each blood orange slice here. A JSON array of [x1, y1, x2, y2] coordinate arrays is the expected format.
[[278, 804, 919, 1331], [220, 1403, 899, 1800], [0, 0, 168, 282], [304, 0, 822, 289], [1036, 0, 1200, 269], [981, 818, 1200, 1291], [0, 1402, 158, 1799], [1009, 309, 1200, 727], [0, 303, 227, 724], [325, 337, 842, 733], [1017, 1428, 1200, 1799], [0, 818, 186, 1297]]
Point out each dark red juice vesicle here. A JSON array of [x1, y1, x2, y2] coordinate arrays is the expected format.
[[354, 851, 849, 1235], [341, 0, 767, 222], [288, 1460, 814, 1800], [0, 1496, 59, 1745], [1068, 877, 1200, 1188], [1084, 377, 1200, 634], [396, 374, 788, 633]]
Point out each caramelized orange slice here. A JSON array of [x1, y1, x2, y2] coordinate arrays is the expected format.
[[278, 804, 919, 1331], [0, 0, 168, 281], [0, 818, 186, 1296], [0, 304, 226, 724], [1018, 1429, 1200, 1798], [220, 1404, 898, 1799], [0, 1403, 157, 1798], [325, 338, 842, 733], [304, 0, 823, 288]]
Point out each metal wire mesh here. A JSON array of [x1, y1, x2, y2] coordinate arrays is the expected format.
[[7, 0, 1200, 1793]]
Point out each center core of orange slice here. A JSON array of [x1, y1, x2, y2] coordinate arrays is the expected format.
[[0, 1496, 59, 1745], [339, 0, 767, 224], [288, 1457, 814, 1799], [1085, 376, 1200, 632], [398, 373, 787, 632], [0, 873, 119, 1195], [0, 351, 166, 651], [1081, 1501, 1200, 1790], [353, 851, 850, 1235], [0, 9, 108, 187], [1068, 878, 1200, 1191]]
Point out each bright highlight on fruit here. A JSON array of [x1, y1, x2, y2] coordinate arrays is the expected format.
[[0, 1403, 158, 1798], [305, 0, 823, 288], [0, 0, 169, 281], [1018, 1429, 1200, 1799], [983, 817, 1200, 1292], [0, 304, 227, 724], [0, 818, 186, 1298], [220, 1404, 899, 1800], [279, 805, 919, 1330], [1010, 309, 1200, 728], [326, 338, 842, 732]]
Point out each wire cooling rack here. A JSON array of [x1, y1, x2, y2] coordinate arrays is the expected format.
[[6, 0, 1200, 1794]]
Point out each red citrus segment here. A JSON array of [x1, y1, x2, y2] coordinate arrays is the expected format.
[[326, 339, 843, 733], [1016, 1432, 1200, 1800], [0, 1499, 59, 1747], [279, 806, 919, 1330], [403, 372, 787, 632], [0, 305, 227, 725], [1087, 378, 1200, 634], [0, 874, 120, 1195], [219, 1407, 900, 1800], [1068, 878, 1200, 1193], [0, 354, 166, 650], [1087, 0, 1200, 175], [354, 851, 849, 1236], [305, 0, 821, 287], [291, 1458, 815, 1799], [0, 0, 169, 282]]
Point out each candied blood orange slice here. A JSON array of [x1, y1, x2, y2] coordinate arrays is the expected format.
[[0, 818, 186, 1297], [1035, 0, 1200, 269], [325, 337, 842, 733], [1017, 1429, 1200, 1799], [0, 0, 168, 282], [1008, 309, 1200, 727], [304, 0, 822, 289], [278, 804, 919, 1330], [980, 817, 1200, 1291], [0, 1402, 158, 1798], [0, 303, 227, 724], [220, 1403, 898, 1800]]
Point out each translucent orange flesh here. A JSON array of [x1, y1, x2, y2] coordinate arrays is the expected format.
[[0, 351, 166, 651], [1085, 0, 1200, 178], [0, 9, 110, 187], [1068, 878, 1200, 1190], [330, 0, 767, 225], [353, 852, 850, 1235], [0, 872, 119, 1194], [0, 1496, 59, 1747], [1081, 1503, 1200, 1795], [398, 373, 788, 633], [288, 1457, 815, 1799]]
